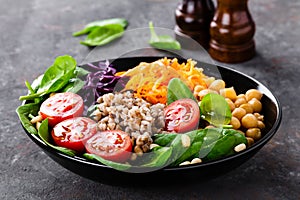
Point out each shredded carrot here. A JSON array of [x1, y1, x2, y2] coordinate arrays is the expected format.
[[118, 58, 208, 104]]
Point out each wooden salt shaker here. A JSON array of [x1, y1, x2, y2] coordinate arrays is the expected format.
[[209, 0, 255, 63], [175, 0, 215, 49]]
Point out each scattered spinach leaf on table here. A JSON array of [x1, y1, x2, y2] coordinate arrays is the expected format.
[[149, 21, 181, 50], [80, 24, 125, 47], [73, 18, 128, 47], [72, 18, 128, 36]]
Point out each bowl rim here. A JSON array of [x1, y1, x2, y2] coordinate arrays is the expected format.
[[20, 56, 283, 173]]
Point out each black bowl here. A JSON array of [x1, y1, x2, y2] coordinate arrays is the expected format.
[[21, 56, 282, 186]]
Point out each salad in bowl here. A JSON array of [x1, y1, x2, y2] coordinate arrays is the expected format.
[[16, 55, 280, 180]]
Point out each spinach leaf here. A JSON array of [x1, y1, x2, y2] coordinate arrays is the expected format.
[[74, 66, 90, 77], [153, 131, 198, 166], [139, 146, 173, 168], [204, 129, 247, 161], [16, 102, 40, 135], [171, 129, 211, 166], [84, 147, 172, 171], [30, 74, 44, 92], [61, 78, 85, 93], [60, 66, 89, 93], [38, 119, 76, 157], [37, 55, 77, 93], [167, 78, 197, 105], [19, 55, 77, 101], [83, 153, 131, 171], [153, 133, 177, 146], [73, 18, 128, 36], [149, 21, 181, 50], [200, 93, 232, 126], [79, 24, 124, 47]]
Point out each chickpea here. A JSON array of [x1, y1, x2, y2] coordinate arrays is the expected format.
[[225, 98, 235, 111], [246, 128, 262, 140], [254, 113, 264, 121], [208, 79, 226, 92], [232, 107, 247, 120], [257, 120, 266, 129], [194, 85, 205, 93], [230, 116, 241, 129], [205, 125, 216, 129], [246, 137, 255, 146], [236, 130, 245, 136], [240, 103, 254, 113], [245, 89, 263, 101], [197, 89, 218, 100], [234, 97, 247, 107], [237, 94, 246, 100], [248, 98, 262, 112], [241, 113, 258, 128], [204, 77, 215, 87], [220, 87, 237, 101]]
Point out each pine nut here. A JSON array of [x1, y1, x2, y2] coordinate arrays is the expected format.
[[179, 161, 191, 166], [35, 121, 41, 130], [181, 134, 191, 148], [150, 143, 159, 150], [234, 143, 247, 152], [191, 158, 202, 164], [30, 115, 43, 124]]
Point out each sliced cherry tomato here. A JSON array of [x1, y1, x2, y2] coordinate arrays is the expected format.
[[40, 92, 84, 127], [85, 130, 132, 163], [164, 98, 200, 133], [51, 117, 97, 152]]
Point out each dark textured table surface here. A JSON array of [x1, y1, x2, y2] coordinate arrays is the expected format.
[[1, 0, 299, 199]]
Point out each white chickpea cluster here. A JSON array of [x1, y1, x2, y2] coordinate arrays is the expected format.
[[194, 79, 265, 147]]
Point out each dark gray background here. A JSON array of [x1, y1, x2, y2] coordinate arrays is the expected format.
[[1, 0, 299, 199]]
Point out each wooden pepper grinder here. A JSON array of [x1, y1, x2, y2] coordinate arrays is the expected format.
[[209, 0, 255, 63], [175, 0, 215, 49]]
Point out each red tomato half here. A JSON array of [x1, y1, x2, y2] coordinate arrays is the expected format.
[[40, 92, 84, 127], [51, 117, 97, 152], [85, 130, 132, 163], [164, 98, 200, 133]]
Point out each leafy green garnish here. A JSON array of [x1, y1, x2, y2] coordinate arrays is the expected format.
[[83, 153, 131, 171], [61, 78, 85, 93], [204, 129, 247, 161], [79, 24, 124, 47], [153, 128, 247, 166], [74, 66, 90, 77], [200, 93, 232, 126], [73, 18, 128, 47], [139, 146, 173, 168], [149, 21, 181, 50], [38, 119, 76, 157], [19, 55, 77, 101], [167, 78, 197, 104], [16, 102, 41, 135], [72, 18, 128, 37]]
